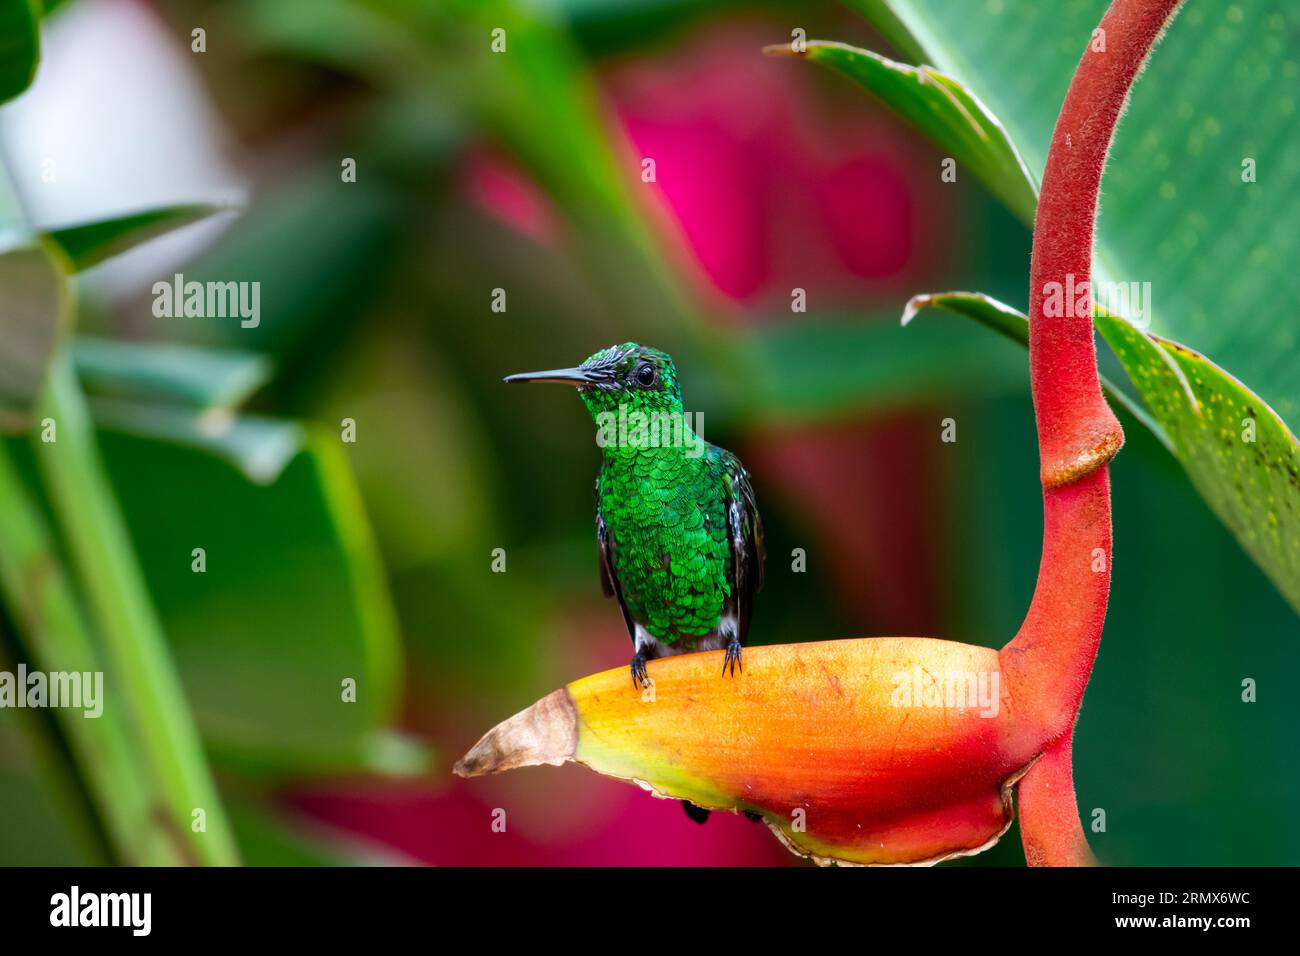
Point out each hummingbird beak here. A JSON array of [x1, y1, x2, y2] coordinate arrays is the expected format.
[[503, 367, 603, 387]]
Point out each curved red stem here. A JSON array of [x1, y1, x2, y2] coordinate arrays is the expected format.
[[1002, 0, 1183, 865], [1018, 734, 1097, 867]]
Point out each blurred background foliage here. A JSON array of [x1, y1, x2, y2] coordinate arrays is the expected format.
[[0, 0, 1295, 865]]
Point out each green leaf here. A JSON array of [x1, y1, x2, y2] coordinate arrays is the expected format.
[[0, 713, 99, 865], [178, 170, 407, 358], [0, 242, 69, 432], [94, 421, 405, 766], [0, 0, 40, 105], [45, 204, 228, 272], [89, 398, 304, 484], [765, 40, 1036, 223], [861, 0, 1300, 427], [907, 292, 1300, 614], [900, 291, 1169, 448], [233, 0, 436, 89], [1099, 317, 1300, 617], [0, 445, 188, 864], [73, 338, 273, 410], [210, 729, 433, 780], [839, 0, 1300, 612], [741, 311, 1029, 426], [36, 360, 241, 865], [1, 206, 234, 426]]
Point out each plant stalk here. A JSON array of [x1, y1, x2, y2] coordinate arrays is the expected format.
[[0, 443, 187, 864], [1005, 0, 1184, 865], [35, 356, 239, 865]]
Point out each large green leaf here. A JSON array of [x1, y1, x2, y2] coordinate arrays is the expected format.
[[765, 40, 1036, 223], [95, 420, 405, 766], [0, 0, 39, 105], [866, 0, 1300, 425], [820, 0, 1300, 612], [907, 292, 1300, 614]]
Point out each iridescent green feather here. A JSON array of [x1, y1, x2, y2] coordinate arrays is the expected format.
[[578, 344, 752, 649]]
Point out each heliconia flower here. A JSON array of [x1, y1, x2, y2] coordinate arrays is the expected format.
[[459, 638, 1032, 865], [457, 0, 1182, 866], [456, 472, 1109, 866]]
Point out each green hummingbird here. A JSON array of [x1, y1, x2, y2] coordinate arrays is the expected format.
[[506, 342, 765, 691]]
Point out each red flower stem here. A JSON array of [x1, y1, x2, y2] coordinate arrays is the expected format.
[[1001, 0, 1183, 864], [1018, 735, 1097, 866]]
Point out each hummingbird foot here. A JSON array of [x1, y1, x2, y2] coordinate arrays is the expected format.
[[722, 637, 743, 677], [630, 651, 651, 689], [681, 801, 711, 825]]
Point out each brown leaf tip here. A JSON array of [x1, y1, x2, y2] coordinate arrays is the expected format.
[[453, 688, 578, 778], [761, 44, 805, 58]]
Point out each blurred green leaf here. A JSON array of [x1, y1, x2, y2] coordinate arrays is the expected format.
[[227, 800, 351, 866], [560, 0, 787, 58], [180, 169, 407, 360], [89, 399, 304, 484], [907, 291, 1300, 614], [234, 0, 435, 88], [0, 0, 39, 105], [741, 312, 1029, 426], [211, 729, 432, 780], [766, 40, 1036, 222], [45, 204, 228, 273], [0, 243, 69, 432], [95, 423, 405, 767], [0, 445, 189, 864], [0, 737, 96, 865], [74, 338, 272, 410], [36, 361, 241, 864], [228, 797, 413, 865]]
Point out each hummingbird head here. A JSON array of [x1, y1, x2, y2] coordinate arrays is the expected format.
[[504, 343, 684, 420]]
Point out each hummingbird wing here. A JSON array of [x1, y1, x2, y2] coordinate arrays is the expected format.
[[596, 487, 637, 643], [723, 453, 765, 643]]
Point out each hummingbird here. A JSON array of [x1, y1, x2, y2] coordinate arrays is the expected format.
[[505, 343, 765, 692]]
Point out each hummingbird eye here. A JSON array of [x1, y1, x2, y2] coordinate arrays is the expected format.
[[634, 363, 657, 388]]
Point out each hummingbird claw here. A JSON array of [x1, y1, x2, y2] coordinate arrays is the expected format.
[[722, 638, 743, 678], [630, 651, 651, 690]]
